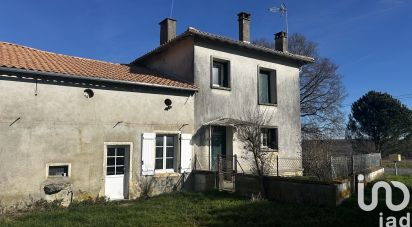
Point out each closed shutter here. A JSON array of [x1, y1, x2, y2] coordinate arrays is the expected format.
[[180, 134, 193, 173], [141, 133, 156, 175]]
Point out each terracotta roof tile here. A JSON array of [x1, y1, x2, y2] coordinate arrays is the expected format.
[[0, 42, 197, 91]]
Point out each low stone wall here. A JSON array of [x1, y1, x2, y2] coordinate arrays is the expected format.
[[185, 170, 216, 192], [363, 167, 385, 182], [235, 174, 351, 206]]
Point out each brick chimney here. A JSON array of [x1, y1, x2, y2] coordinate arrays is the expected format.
[[275, 32, 288, 52], [159, 18, 176, 45], [238, 12, 251, 43]]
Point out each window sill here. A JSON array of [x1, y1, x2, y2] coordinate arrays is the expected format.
[[153, 172, 180, 177], [47, 176, 70, 179], [211, 85, 231, 91], [258, 103, 277, 107], [261, 148, 279, 152]]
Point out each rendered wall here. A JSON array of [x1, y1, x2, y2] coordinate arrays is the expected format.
[[0, 75, 194, 206]]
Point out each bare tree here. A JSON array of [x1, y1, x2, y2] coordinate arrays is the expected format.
[[301, 137, 333, 181], [253, 33, 346, 138], [235, 108, 274, 197]]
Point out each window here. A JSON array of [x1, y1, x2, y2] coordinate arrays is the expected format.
[[212, 59, 230, 88], [155, 135, 175, 171], [261, 128, 278, 150], [48, 165, 69, 177], [106, 147, 125, 175], [258, 69, 277, 105]]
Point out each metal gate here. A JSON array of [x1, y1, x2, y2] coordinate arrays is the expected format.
[[216, 154, 239, 191]]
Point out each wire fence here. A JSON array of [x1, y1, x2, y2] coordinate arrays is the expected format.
[[193, 152, 382, 180], [331, 153, 382, 180]]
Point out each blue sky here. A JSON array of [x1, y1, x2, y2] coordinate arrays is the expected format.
[[1, 0, 411, 116]]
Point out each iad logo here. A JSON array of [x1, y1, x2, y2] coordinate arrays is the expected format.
[[357, 174, 411, 227], [357, 174, 410, 211]]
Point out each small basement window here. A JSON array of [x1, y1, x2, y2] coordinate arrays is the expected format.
[[211, 59, 230, 89], [48, 164, 70, 177]]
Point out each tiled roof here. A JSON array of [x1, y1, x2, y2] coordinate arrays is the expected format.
[[133, 27, 315, 65], [0, 42, 197, 91]]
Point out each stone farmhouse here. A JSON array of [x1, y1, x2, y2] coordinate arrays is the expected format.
[[0, 12, 313, 205]]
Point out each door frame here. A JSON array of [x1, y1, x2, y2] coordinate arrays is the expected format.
[[209, 126, 228, 171], [103, 142, 133, 199]]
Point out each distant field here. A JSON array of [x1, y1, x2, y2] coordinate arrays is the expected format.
[[382, 159, 412, 168]]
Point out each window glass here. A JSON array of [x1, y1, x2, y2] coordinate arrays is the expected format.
[[117, 148, 125, 156], [107, 157, 115, 166], [212, 60, 229, 88], [166, 158, 174, 169], [156, 136, 163, 146], [261, 128, 278, 150], [166, 136, 174, 146], [212, 64, 220, 86], [107, 148, 116, 156], [116, 157, 124, 166], [116, 166, 124, 175], [155, 135, 176, 171], [48, 165, 69, 177], [107, 167, 115, 175], [106, 147, 126, 175], [155, 159, 163, 170], [259, 71, 270, 104], [156, 147, 163, 158]]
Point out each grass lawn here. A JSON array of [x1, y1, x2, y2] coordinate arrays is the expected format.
[[382, 159, 412, 168], [0, 175, 411, 227]]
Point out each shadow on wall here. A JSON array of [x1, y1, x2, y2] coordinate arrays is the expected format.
[[192, 126, 209, 147]]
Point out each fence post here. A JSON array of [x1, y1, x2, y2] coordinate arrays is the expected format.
[[330, 155, 333, 179], [234, 154, 238, 174], [351, 155, 356, 193], [194, 154, 197, 171], [276, 155, 279, 176]]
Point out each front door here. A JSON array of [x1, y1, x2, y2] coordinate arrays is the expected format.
[[105, 146, 129, 200], [211, 127, 226, 171]]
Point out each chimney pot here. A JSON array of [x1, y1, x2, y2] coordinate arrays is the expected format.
[[238, 12, 251, 43], [159, 18, 176, 45], [275, 31, 288, 52]]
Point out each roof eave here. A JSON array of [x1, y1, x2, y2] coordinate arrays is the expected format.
[[0, 66, 198, 92], [132, 28, 315, 66]]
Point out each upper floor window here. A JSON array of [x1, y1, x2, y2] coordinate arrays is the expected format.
[[258, 69, 277, 105], [212, 59, 230, 89], [261, 128, 278, 151]]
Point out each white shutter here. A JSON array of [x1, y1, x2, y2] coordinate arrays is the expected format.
[[141, 133, 156, 175], [180, 134, 193, 173]]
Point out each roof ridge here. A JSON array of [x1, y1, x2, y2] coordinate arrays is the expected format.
[[0, 41, 123, 66]]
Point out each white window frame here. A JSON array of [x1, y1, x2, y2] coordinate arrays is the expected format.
[[46, 163, 71, 178], [155, 135, 176, 173]]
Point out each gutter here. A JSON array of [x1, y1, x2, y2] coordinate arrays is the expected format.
[[0, 67, 198, 92]]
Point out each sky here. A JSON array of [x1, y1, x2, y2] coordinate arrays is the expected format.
[[1, 0, 411, 117]]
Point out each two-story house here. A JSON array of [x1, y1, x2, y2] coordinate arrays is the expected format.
[[0, 12, 313, 206], [134, 12, 313, 175]]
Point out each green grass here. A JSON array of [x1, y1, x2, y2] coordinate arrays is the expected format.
[[1, 175, 411, 227]]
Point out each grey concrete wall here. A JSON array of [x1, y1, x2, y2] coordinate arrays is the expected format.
[[0, 76, 194, 206], [235, 174, 351, 206], [138, 37, 194, 84], [192, 41, 302, 173]]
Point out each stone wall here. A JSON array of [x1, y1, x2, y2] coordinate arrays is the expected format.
[[235, 174, 351, 206]]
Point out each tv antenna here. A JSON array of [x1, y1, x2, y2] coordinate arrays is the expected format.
[[170, 0, 175, 18], [269, 3, 288, 34]]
